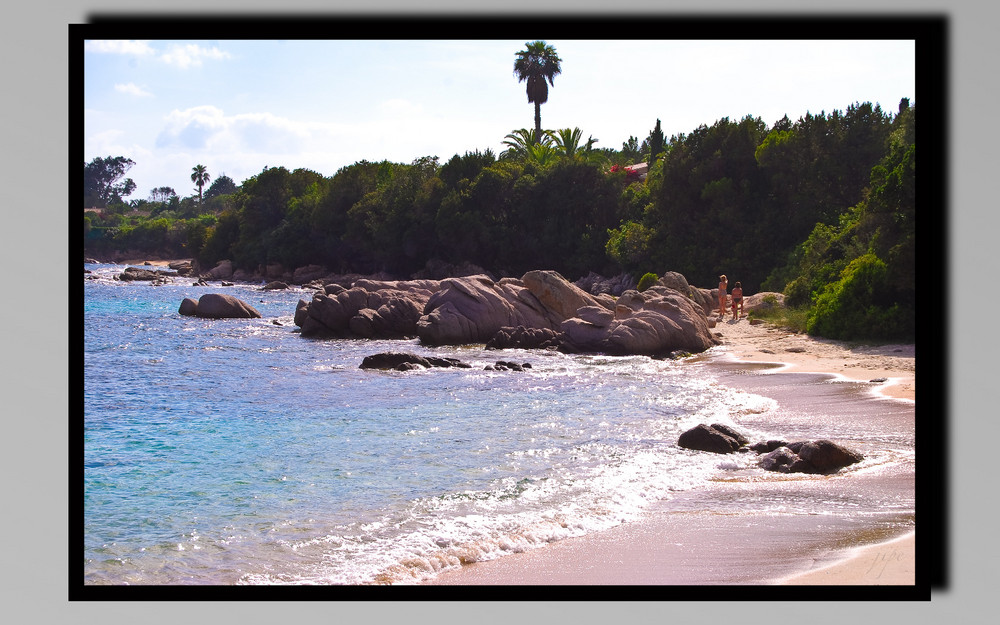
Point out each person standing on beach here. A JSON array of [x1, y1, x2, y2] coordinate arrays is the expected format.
[[717, 275, 728, 316], [731, 281, 743, 320]]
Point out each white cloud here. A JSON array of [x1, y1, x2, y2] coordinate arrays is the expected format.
[[84, 40, 155, 56], [114, 82, 152, 97], [160, 44, 232, 69], [155, 106, 314, 154]]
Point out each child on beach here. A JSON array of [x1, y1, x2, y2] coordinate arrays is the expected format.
[[730, 281, 743, 320], [717, 275, 728, 316]]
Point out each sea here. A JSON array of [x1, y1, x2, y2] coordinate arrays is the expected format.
[[81, 262, 916, 586]]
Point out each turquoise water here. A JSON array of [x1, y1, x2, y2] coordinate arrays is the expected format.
[[81, 263, 914, 585]]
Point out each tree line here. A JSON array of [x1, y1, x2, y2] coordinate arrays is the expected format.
[[83, 99, 915, 342]]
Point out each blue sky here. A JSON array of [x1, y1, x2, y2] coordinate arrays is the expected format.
[[83, 39, 916, 202]]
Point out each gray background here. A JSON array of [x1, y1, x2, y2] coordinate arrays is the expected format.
[[8, 1, 989, 622]]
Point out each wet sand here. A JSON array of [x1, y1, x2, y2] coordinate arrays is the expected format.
[[425, 317, 918, 589]]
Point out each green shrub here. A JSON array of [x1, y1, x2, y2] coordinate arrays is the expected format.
[[806, 253, 911, 341], [637, 272, 659, 292]]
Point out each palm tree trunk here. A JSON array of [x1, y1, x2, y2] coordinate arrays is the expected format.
[[534, 103, 542, 145]]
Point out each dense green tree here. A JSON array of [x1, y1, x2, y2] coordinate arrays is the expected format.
[[646, 119, 665, 166], [203, 174, 238, 201], [513, 41, 562, 144], [84, 156, 136, 207], [439, 149, 497, 187], [620, 136, 641, 164]]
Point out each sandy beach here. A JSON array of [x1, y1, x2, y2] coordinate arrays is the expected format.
[[426, 314, 917, 587]]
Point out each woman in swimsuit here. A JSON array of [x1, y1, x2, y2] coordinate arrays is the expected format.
[[731, 281, 743, 319], [717, 275, 728, 316]]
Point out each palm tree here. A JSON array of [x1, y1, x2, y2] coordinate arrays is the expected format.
[[524, 141, 559, 166], [191, 164, 211, 203], [513, 41, 562, 145], [547, 128, 607, 166], [501, 128, 554, 160]]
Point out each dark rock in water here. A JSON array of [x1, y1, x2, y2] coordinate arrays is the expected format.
[[359, 352, 471, 371], [179, 293, 262, 319], [486, 325, 562, 350], [797, 439, 864, 473], [749, 439, 789, 454], [677, 424, 744, 454], [262, 281, 289, 291], [168, 260, 195, 276], [178, 298, 199, 316], [494, 361, 524, 372], [759, 447, 800, 472], [758, 439, 863, 474], [709, 423, 750, 447], [119, 266, 174, 281]]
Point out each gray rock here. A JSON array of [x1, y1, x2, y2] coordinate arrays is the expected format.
[[189, 293, 261, 319]]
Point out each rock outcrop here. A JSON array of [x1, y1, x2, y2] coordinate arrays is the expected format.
[[560, 285, 717, 355], [293, 269, 722, 357], [178, 293, 262, 319], [296, 279, 441, 339]]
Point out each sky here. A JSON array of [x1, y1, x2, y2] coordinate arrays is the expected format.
[[82, 38, 916, 202]]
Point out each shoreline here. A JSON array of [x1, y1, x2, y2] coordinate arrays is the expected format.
[[707, 313, 915, 403], [425, 317, 916, 587], [87, 260, 918, 586]]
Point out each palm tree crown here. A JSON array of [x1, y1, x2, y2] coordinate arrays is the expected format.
[[191, 164, 211, 203], [513, 41, 562, 144]]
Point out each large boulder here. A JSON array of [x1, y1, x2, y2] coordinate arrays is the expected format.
[[178, 297, 199, 316], [180, 293, 261, 319], [521, 270, 610, 321], [417, 275, 557, 346], [205, 260, 234, 280], [797, 439, 865, 473]]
